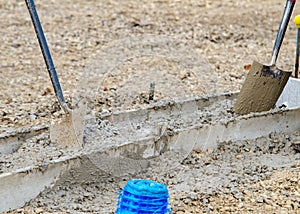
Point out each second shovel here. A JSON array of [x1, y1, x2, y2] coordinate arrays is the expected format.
[[25, 0, 86, 148]]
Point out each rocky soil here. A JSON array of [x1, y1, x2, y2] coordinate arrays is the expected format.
[[1, 0, 300, 213], [4, 132, 300, 213]]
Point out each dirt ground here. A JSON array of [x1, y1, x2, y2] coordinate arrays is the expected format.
[[2, 0, 300, 131], [1, 0, 300, 213]]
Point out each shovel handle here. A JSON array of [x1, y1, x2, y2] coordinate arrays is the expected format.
[[296, 29, 300, 78], [294, 15, 300, 78], [270, 0, 296, 66], [25, 0, 70, 113]]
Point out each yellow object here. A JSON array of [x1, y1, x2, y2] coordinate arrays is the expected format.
[[294, 15, 300, 28]]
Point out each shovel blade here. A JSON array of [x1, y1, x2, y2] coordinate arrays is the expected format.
[[50, 100, 86, 149], [234, 61, 291, 115]]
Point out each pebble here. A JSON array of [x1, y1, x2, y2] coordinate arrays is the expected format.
[[256, 198, 264, 203], [184, 198, 191, 205], [265, 205, 273, 211], [238, 203, 244, 208]]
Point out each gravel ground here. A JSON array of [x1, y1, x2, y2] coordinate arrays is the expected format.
[[2, 0, 300, 131], [1, 0, 300, 213], [4, 132, 300, 213]]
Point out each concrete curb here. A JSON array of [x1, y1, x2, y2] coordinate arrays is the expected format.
[[1, 92, 299, 212]]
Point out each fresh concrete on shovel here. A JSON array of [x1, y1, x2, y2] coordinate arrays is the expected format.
[[1, 92, 300, 212]]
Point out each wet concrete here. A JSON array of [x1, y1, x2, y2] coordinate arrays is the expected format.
[[1, 92, 300, 212], [234, 61, 291, 115]]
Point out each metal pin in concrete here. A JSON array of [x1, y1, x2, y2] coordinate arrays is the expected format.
[[149, 82, 155, 101]]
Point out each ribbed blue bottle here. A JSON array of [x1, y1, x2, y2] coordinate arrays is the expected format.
[[116, 179, 171, 214]]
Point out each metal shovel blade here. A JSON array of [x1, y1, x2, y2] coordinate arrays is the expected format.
[[234, 0, 296, 115], [234, 61, 291, 115], [25, 0, 87, 148], [50, 99, 86, 149]]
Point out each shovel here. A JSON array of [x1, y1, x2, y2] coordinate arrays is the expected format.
[[276, 14, 300, 109], [292, 15, 300, 151], [234, 0, 296, 115], [25, 0, 86, 148]]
